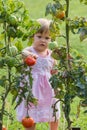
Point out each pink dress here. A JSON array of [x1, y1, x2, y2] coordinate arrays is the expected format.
[[16, 46, 60, 123]]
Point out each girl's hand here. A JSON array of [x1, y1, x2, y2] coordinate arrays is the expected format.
[[22, 50, 38, 60], [29, 53, 38, 59]]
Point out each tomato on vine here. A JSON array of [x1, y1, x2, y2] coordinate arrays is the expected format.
[[9, 46, 18, 56], [22, 117, 34, 128], [2, 125, 7, 130], [8, 14, 17, 26], [24, 56, 36, 66], [7, 26, 16, 38], [48, 41, 58, 50], [55, 11, 65, 20]]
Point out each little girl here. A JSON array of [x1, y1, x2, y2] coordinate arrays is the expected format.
[[16, 18, 60, 130]]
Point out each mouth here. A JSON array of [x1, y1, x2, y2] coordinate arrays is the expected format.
[[40, 43, 46, 47]]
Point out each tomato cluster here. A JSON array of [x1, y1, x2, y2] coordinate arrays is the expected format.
[[22, 117, 34, 128], [24, 56, 36, 66]]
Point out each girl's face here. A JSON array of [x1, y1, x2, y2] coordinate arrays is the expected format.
[[33, 31, 51, 52]]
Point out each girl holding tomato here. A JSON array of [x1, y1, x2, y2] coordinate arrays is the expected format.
[[16, 18, 60, 130]]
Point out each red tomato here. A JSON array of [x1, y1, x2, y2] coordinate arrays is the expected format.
[[24, 56, 36, 66], [2, 125, 7, 130], [22, 117, 34, 128]]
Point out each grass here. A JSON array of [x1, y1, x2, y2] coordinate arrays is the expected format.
[[23, 0, 52, 19], [1, 0, 87, 130]]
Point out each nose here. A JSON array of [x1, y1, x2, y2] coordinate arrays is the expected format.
[[41, 37, 47, 43], [41, 38, 45, 42]]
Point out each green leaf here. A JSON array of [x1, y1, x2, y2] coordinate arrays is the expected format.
[[0, 79, 4, 86], [0, 34, 4, 41], [14, 40, 23, 52], [0, 42, 4, 49], [79, 27, 87, 41], [45, 3, 52, 16]]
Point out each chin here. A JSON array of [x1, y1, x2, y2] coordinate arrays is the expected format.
[[39, 46, 47, 51]]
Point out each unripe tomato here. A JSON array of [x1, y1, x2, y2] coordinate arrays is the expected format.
[[2, 125, 7, 130], [55, 11, 65, 20], [8, 14, 17, 26], [7, 26, 16, 38], [5, 56, 16, 68], [9, 46, 18, 56], [49, 41, 58, 50], [22, 117, 34, 128], [24, 56, 36, 66]]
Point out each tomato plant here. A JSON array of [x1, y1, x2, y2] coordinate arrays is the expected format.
[[0, 0, 87, 130], [22, 117, 34, 128]]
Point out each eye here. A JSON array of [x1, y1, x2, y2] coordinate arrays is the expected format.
[[45, 37, 50, 40], [37, 36, 42, 39]]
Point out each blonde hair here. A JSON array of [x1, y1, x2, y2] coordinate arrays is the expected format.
[[37, 18, 51, 34]]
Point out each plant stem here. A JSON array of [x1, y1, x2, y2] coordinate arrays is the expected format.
[[0, 84, 10, 130], [26, 67, 32, 117], [65, 1, 72, 130], [0, 67, 11, 129], [3, 22, 8, 53], [65, 0, 71, 70]]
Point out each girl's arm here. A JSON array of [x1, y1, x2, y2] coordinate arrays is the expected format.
[[22, 47, 38, 60]]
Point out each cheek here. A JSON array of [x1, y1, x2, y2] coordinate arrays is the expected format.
[[33, 41, 40, 48], [33, 38, 39, 44]]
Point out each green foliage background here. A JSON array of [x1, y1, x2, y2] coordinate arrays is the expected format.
[[1, 0, 87, 130]]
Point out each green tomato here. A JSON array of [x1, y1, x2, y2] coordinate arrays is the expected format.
[[49, 41, 58, 50], [7, 26, 16, 38], [8, 14, 17, 26], [9, 46, 18, 56], [5, 56, 16, 68]]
